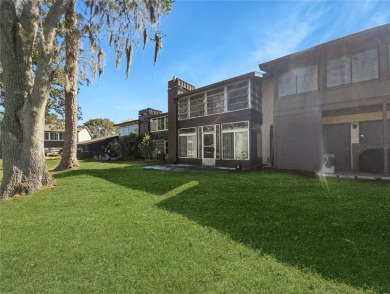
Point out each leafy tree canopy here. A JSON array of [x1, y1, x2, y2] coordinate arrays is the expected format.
[[0, 0, 173, 198], [83, 118, 117, 138]]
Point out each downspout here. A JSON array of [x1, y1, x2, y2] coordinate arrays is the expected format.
[[383, 102, 388, 176], [174, 99, 179, 164]]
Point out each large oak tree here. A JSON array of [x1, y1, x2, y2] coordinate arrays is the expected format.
[[0, 0, 172, 198]]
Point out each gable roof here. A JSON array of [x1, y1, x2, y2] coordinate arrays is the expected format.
[[259, 23, 390, 74], [77, 135, 119, 145], [114, 119, 139, 127]]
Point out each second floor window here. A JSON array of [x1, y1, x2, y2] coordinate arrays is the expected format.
[[327, 48, 379, 88], [206, 88, 224, 115], [150, 116, 168, 132], [178, 79, 258, 120], [44, 132, 64, 141], [226, 80, 249, 111], [278, 65, 318, 97], [119, 124, 138, 136]]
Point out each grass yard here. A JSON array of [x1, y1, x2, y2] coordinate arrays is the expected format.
[[0, 160, 389, 293]]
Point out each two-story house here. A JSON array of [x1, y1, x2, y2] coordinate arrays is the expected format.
[[167, 72, 263, 169], [259, 23, 390, 174]]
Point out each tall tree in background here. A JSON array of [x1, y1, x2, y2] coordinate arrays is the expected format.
[[83, 118, 117, 139], [0, 0, 172, 199], [54, 0, 80, 171], [55, 0, 173, 171]]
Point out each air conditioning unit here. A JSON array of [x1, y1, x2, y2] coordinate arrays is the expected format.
[[322, 154, 336, 174]]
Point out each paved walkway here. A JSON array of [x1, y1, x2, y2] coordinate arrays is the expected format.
[[144, 163, 390, 181], [317, 171, 390, 181], [143, 164, 235, 173]]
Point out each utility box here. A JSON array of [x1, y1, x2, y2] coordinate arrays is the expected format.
[[322, 154, 336, 173]]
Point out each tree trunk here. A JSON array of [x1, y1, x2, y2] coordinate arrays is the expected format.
[[0, 0, 71, 199], [54, 0, 80, 171], [0, 66, 53, 198]]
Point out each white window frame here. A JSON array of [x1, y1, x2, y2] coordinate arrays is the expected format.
[[45, 132, 64, 141], [189, 93, 205, 118], [150, 116, 168, 132], [178, 127, 197, 158], [226, 80, 250, 112], [119, 124, 139, 136], [206, 87, 225, 116], [221, 121, 250, 160], [178, 79, 255, 120], [154, 139, 166, 155], [178, 97, 189, 120]]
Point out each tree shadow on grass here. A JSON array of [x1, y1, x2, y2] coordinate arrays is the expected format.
[[54, 165, 390, 292], [156, 174, 390, 293], [52, 164, 197, 197]]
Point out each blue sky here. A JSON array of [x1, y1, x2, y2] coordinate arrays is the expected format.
[[78, 0, 390, 124]]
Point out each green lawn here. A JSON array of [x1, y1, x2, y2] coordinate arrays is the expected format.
[[0, 161, 389, 293]]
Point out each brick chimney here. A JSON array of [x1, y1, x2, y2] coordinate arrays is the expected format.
[[138, 108, 162, 136], [167, 77, 195, 163]]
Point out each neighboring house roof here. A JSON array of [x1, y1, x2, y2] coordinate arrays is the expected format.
[[173, 71, 262, 100], [77, 127, 93, 143], [44, 125, 64, 132], [77, 126, 92, 136], [77, 135, 118, 145], [45, 125, 92, 136], [114, 119, 139, 127]]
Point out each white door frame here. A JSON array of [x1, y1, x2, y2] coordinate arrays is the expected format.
[[202, 127, 216, 167]]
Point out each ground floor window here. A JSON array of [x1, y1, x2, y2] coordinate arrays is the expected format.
[[154, 139, 168, 160], [221, 121, 249, 160], [155, 140, 165, 154], [44, 147, 62, 155], [178, 128, 197, 158]]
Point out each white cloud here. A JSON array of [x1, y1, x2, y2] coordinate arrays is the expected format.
[[250, 2, 329, 63], [251, 22, 310, 63], [369, 12, 390, 26]]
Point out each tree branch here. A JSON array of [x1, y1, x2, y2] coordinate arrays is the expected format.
[[41, 0, 72, 50], [0, 0, 17, 66], [31, 0, 72, 109], [18, 0, 40, 59]]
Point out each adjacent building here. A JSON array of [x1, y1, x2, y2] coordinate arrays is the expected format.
[[259, 23, 390, 174], [149, 111, 169, 157], [125, 108, 169, 158], [44, 125, 91, 155]]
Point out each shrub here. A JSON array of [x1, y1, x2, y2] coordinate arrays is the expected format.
[[138, 133, 155, 160]]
